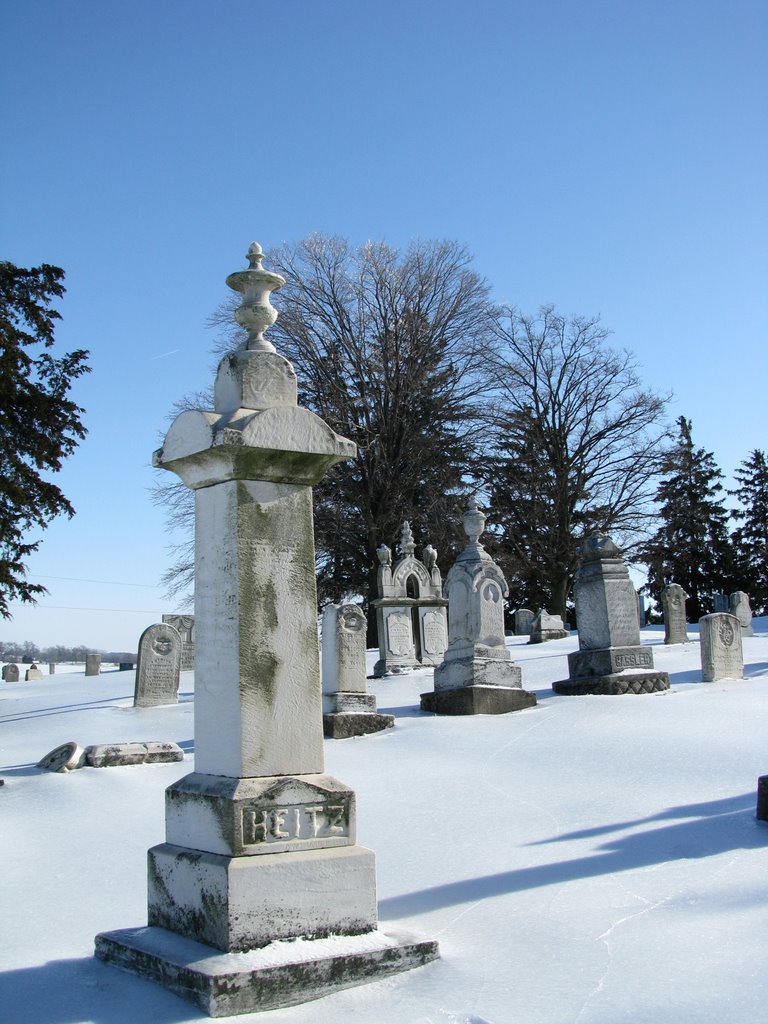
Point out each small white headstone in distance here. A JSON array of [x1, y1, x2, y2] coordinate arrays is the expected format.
[[700, 613, 744, 682]]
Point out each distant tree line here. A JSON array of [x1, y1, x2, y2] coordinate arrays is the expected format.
[[151, 234, 766, 634], [0, 641, 136, 664]]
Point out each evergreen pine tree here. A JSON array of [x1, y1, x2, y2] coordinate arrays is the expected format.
[[0, 262, 90, 617], [639, 416, 733, 620], [728, 449, 768, 613]]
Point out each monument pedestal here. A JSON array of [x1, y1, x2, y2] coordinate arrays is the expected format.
[[95, 926, 439, 1017], [552, 670, 670, 695], [421, 683, 536, 715]]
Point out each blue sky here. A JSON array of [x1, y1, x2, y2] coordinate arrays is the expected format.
[[1, 0, 766, 651]]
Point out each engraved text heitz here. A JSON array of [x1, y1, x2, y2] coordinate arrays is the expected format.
[[241, 800, 350, 846]]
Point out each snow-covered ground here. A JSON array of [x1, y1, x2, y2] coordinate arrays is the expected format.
[[1, 623, 766, 1024]]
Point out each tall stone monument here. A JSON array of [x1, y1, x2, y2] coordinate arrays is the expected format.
[[420, 499, 536, 715], [322, 603, 394, 738], [699, 612, 744, 682], [371, 522, 448, 676], [662, 583, 689, 644], [95, 244, 437, 1015], [553, 532, 670, 695]]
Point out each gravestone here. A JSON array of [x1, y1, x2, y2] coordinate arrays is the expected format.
[[421, 499, 536, 715], [729, 591, 753, 636], [85, 654, 101, 676], [25, 663, 43, 681], [2, 664, 19, 682], [37, 741, 86, 773], [371, 523, 448, 676], [514, 608, 534, 635], [662, 583, 689, 644], [133, 623, 182, 708], [637, 593, 647, 627], [528, 609, 569, 643], [95, 243, 437, 1016], [554, 532, 669, 695], [699, 613, 744, 682], [48, 663, 56, 674], [162, 613, 195, 670], [712, 592, 729, 613], [322, 603, 394, 738]]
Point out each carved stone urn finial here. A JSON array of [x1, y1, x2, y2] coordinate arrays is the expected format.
[[462, 497, 486, 546], [225, 241, 286, 353], [400, 521, 416, 557]]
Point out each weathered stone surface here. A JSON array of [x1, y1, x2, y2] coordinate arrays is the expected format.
[[94, 926, 439, 1017], [552, 672, 670, 695], [133, 623, 181, 708], [322, 603, 393, 736], [421, 685, 537, 715], [85, 741, 184, 768], [162, 613, 195, 671], [322, 603, 368, 707], [568, 645, 653, 678], [662, 583, 689, 644], [729, 591, 754, 636], [147, 844, 378, 951], [371, 522, 448, 676], [25, 664, 43, 681], [529, 610, 569, 643], [323, 713, 395, 738], [85, 654, 101, 676], [556, 532, 668, 697], [513, 608, 534, 635], [700, 613, 744, 681], [163, 773, 357, 858], [37, 741, 86, 772], [425, 499, 534, 715], [2, 663, 19, 682]]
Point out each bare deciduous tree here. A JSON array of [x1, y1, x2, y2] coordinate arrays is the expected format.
[[484, 305, 672, 618]]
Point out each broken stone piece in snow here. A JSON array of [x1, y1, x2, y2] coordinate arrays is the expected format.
[[85, 742, 184, 768], [37, 741, 86, 773]]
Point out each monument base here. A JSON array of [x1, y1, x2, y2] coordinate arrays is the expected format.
[[528, 629, 569, 644], [756, 776, 768, 821], [420, 684, 537, 715], [552, 670, 670, 695], [372, 660, 416, 678], [95, 925, 439, 1017], [323, 713, 395, 739]]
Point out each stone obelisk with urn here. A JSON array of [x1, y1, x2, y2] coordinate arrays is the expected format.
[[95, 244, 438, 1016]]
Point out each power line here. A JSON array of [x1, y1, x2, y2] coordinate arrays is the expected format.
[[20, 605, 164, 614], [29, 574, 158, 589]]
